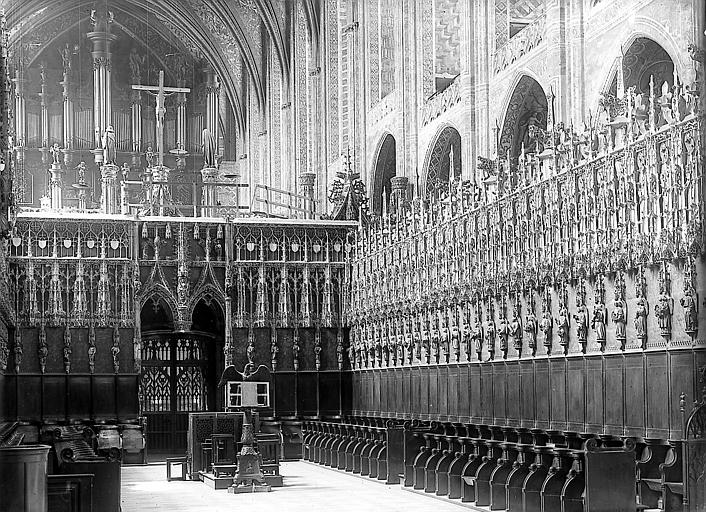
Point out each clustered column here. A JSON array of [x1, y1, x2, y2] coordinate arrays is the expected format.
[[86, 8, 117, 165]]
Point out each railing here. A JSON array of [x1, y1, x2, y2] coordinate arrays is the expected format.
[[493, 15, 546, 75], [250, 184, 319, 219], [421, 75, 462, 127]]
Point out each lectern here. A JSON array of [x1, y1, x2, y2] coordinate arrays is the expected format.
[[220, 356, 272, 493]]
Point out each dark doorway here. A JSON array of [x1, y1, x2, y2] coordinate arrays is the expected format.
[[139, 297, 224, 453]]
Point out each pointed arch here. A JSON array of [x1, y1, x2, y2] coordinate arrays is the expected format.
[[370, 133, 397, 215], [421, 124, 462, 197], [498, 74, 547, 163]]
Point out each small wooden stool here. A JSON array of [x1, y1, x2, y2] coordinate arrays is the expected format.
[[166, 456, 188, 481]]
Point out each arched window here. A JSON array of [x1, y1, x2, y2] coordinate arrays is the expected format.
[[424, 126, 461, 198]]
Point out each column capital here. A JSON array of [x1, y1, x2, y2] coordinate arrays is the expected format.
[[300, 172, 316, 188]]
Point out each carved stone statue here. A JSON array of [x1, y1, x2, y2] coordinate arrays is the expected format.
[[111, 328, 121, 374], [654, 289, 673, 338], [524, 309, 537, 351], [471, 317, 483, 357], [497, 314, 510, 357], [556, 304, 570, 348], [145, 146, 156, 168], [102, 125, 117, 165], [681, 290, 699, 336], [574, 303, 589, 349], [202, 128, 218, 168], [592, 298, 607, 347], [510, 311, 522, 351], [50, 143, 62, 165], [634, 297, 649, 345], [612, 299, 627, 347], [539, 306, 553, 350]]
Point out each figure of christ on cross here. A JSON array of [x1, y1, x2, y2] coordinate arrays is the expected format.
[[132, 70, 190, 168]]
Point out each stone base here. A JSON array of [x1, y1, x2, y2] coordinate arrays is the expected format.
[[228, 482, 272, 493], [201, 471, 233, 490]]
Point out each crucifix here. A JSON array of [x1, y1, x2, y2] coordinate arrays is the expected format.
[[132, 70, 190, 167]]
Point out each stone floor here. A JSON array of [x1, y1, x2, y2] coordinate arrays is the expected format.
[[121, 460, 471, 511]]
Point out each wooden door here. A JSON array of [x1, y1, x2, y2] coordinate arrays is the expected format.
[[140, 333, 215, 453]]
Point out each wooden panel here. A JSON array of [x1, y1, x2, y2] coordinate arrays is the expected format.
[[43, 375, 67, 422], [459, 365, 470, 420], [340, 371, 353, 415], [68, 376, 91, 421], [567, 359, 585, 431], [624, 354, 645, 436], [670, 352, 695, 439], [319, 372, 341, 416], [605, 356, 624, 434], [469, 364, 481, 420], [420, 367, 429, 418], [493, 363, 507, 424], [448, 366, 459, 418], [394, 369, 403, 417], [380, 370, 388, 415], [373, 370, 381, 414], [481, 364, 493, 423], [549, 359, 567, 430], [535, 360, 549, 429], [403, 369, 412, 416], [585, 357, 603, 431], [48, 474, 93, 512], [412, 368, 421, 419], [93, 376, 116, 421], [506, 362, 519, 427], [274, 373, 296, 416], [296, 373, 317, 416], [117, 374, 139, 421], [520, 361, 535, 428], [16, 375, 40, 421]]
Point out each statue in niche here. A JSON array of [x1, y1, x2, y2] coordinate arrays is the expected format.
[[202, 128, 218, 168], [524, 307, 537, 352], [88, 326, 97, 374], [471, 315, 483, 358], [485, 314, 496, 359], [592, 296, 607, 347], [634, 296, 649, 346], [497, 312, 510, 357], [556, 303, 570, 349], [574, 300, 589, 350], [510, 309, 522, 351], [63, 327, 72, 374], [111, 328, 121, 374], [655, 285, 673, 338], [612, 299, 627, 347], [102, 126, 117, 165], [539, 303, 553, 350], [520, 112, 544, 155], [681, 289, 699, 336]]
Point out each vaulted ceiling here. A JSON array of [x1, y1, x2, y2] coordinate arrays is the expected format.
[[4, 0, 309, 136]]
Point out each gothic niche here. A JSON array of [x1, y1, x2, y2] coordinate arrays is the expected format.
[[498, 75, 548, 178], [424, 125, 462, 198], [371, 134, 396, 216]]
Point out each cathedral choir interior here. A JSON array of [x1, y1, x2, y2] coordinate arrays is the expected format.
[[0, 0, 705, 511]]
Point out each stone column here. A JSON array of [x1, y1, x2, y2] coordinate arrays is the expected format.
[[567, 0, 586, 124], [390, 176, 409, 210], [130, 82, 142, 166], [200, 166, 218, 217], [300, 172, 316, 219], [400, 0, 420, 194], [86, 8, 117, 164], [60, 52, 75, 166], [49, 160, 63, 210], [175, 79, 187, 153], [544, 0, 569, 122], [205, 67, 220, 147], [38, 63, 49, 154], [12, 66, 26, 179], [100, 164, 118, 214]]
